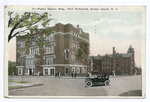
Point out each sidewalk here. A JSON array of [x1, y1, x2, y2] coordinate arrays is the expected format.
[[9, 74, 140, 79]]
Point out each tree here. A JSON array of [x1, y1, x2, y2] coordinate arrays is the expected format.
[[8, 12, 52, 48], [8, 61, 16, 75], [76, 42, 91, 76]]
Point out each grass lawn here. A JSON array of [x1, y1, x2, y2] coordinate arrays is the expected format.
[[9, 86, 23, 90], [9, 82, 43, 90], [9, 81, 31, 83]]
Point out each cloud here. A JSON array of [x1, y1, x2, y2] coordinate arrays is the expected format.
[[101, 25, 142, 38], [80, 18, 129, 26]]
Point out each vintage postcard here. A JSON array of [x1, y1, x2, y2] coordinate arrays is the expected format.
[[4, 5, 146, 98]]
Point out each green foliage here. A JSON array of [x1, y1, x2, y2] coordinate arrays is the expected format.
[[41, 12, 48, 21], [8, 61, 16, 69], [36, 38, 48, 48], [42, 19, 51, 27], [9, 14, 19, 28], [8, 12, 52, 42], [25, 33, 32, 42], [41, 27, 51, 36], [76, 42, 89, 60], [31, 13, 40, 23]]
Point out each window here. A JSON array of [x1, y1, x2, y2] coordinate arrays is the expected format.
[[77, 35, 79, 43], [103, 64, 105, 67], [103, 69, 104, 72], [65, 67, 69, 75], [106, 64, 107, 67], [18, 69, 22, 75], [45, 33, 55, 42], [44, 44, 54, 54], [103, 60, 105, 62], [72, 44, 75, 53], [106, 69, 107, 71], [26, 58, 34, 65], [109, 64, 110, 66], [72, 67, 75, 73], [19, 50, 25, 57], [77, 67, 80, 74], [50, 69, 54, 75], [65, 49, 69, 60], [106, 60, 107, 62], [76, 45, 79, 53], [82, 68, 85, 73], [45, 56, 54, 65], [72, 33, 75, 41], [30, 36, 38, 46], [109, 60, 110, 62], [19, 40, 25, 48], [72, 56, 75, 64], [30, 47, 39, 55], [19, 59, 24, 66], [45, 69, 48, 75], [26, 69, 28, 73], [109, 69, 110, 71]]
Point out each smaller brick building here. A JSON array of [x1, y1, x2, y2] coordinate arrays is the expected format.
[[90, 45, 139, 75]]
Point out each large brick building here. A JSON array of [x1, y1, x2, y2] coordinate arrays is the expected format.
[[16, 23, 89, 76], [90, 45, 141, 75]]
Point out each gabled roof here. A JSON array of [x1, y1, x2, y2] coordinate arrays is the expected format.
[[108, 53, 133, 58], [90, 53, 133, 60], [90, 54, 104, 60]]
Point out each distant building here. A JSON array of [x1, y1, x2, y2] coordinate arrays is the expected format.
[[16, 23, 89, 76], [90, 45, 141, 75]]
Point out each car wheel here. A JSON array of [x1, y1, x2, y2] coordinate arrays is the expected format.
[[85, 81, 92, 87], [105, 80, 110, 86]]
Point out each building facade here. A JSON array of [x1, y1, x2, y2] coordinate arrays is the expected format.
[[90, 45, 141, 75], [16, 23, 89, 76]]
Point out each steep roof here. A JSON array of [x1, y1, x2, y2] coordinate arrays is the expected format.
[[108, 53, 133, 58], [90, 53, 133, 60], [90, 54, 104, 60], [127, 45, 134, 53]]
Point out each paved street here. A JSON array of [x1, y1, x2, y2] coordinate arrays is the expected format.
[[8, 75, 142, 96]]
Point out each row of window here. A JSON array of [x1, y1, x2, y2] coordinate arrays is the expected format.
[[18, 33, 55, 48], [72, 67, 87, 74], [19, 44, 55, 57], [103, 59, 111, 62], [102, 69, 111, 72], [19, 56, 54, 66], [103, 64, 111, 67], [72, 44, 79, 53], [72, 33, 79, 43]]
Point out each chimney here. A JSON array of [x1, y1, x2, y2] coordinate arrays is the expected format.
[[77, 24, 79, 28], [113, 47, 116, 72]]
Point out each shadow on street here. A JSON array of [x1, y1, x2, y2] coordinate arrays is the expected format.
[[119, 90, 142, 96]]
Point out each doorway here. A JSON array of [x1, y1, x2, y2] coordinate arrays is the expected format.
[[29, 68, 32, 75]]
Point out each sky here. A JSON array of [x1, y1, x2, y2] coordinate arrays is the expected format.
[[9, 10, 144, 67]]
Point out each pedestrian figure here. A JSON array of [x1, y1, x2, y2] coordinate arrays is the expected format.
[[74, 72, 77, 78], [71, 71, 73, 78], [59, 72, 61, 77], [55, 72, 57, 77], [57, 72, 59, 77], [38, 72, 41, 77]]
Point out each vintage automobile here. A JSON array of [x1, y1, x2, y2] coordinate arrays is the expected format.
[[85, 74, 111, 87]]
